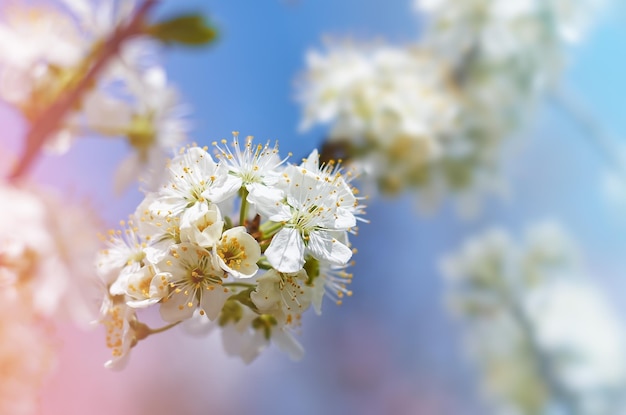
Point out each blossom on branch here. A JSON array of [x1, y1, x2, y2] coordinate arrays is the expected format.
[[441, 223, 626, 414], [97, 134, 367, 365], [0, 0, 201, 191], [297, 0, 604, 215]]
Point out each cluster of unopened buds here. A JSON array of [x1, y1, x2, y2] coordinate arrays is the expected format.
[[97, 133, 366, 368]]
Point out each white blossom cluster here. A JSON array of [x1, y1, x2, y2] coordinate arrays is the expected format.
[[0, 180, 103, 413], [298, 42, 460, 199], [297, 0, 604, 213], [417, 0, 602, 74], [97, 133, 366, 368], [0, 0, 187, 192], [0, 181, 103, 326], [441, 223, 626, 415], [416, 0, 605, 152]]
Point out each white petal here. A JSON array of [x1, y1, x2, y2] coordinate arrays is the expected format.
[[265, 228, 305, 273], [246, 182, 284, 210], [221, 325, 247, 356], [127, 297, 160, 308], [334, 207, 357, 229], [217, 226, 261, 278], [311, 278, 325, 316], [83, 92, 133, 133], [273, 329, 305, 361], [199, 287, 231, 321], [159, 292, 195, 323], [307, 231, 352, 265], [201, 164, 242, 204], [181, 308, 216, 337], [239, 330, 269, 364], [104, 352, 131, 371], [250, 270, 281, 310], [144, 246, 168, 264], [180, 203, 223, 247]]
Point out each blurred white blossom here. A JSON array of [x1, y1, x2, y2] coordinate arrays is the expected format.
[[0, 182, 103, 326], [0, 288, 56, 415], [297, 42, 463, 198], [0, 0, 188, 191], [297, 0, 604, 213], [442, 222, 626, 414], [299, 42, 457, 151], [84, 67, 189, 193]]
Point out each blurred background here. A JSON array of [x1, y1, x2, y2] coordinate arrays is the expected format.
[[2, 0, 626, 414]]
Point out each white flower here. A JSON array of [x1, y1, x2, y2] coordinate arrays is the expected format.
[[100, 293, 137, 370], [158, 243, 231, 322], [134, 195, 181, 262], [415, 0, 605, 140], [442, 222, 626, 414], [300, 149, 366, 223], [528, 280, 626, 405], [251, 269, 312, 318], [117, 265, 169, 309], [149, 146, 241, 217], [0, 1, 148, 157], [96, 138, 367, 366], [298, 41, 457, 152], [219, 303, 304, 363], [118, 68, 189, 193], [179, 201, 223, 242], [79, 67, 189, 193], [0, 4, 86, 104], [310, 260, 354, 315], [97, 218, 146, 287], [215, 226, 261, 278], [298, 39, 518, 207], [261, 153, 357, 273], [415, 0, 603, 64], [219, 305, 267, 363], [213, 133, 288, 207], [0, 182, 102, 326], [179, 202, 224, 248]]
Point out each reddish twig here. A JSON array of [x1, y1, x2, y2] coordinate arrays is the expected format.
[[9, 0, 159, 181]]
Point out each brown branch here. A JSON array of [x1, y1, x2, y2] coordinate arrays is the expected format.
[[8, 0, 159, 181]]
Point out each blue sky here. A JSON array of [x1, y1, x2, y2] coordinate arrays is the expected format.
[[3, 1, 626, 414]]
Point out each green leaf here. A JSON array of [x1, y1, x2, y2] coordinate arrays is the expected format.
[[147, 14, 218, 46]]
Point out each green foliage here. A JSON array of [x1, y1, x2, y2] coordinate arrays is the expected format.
[[147, 14, 217, 46]]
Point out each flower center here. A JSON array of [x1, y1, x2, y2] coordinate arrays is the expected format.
[[197, 218, 214, 232], [189, 268, 206, 285], [218, 237, 247, 270]]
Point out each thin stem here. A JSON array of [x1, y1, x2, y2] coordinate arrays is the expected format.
[[147, 320, 181, 335], [9, 0, 159, 181], [239, 187, 249, 226], [259, 221, 284, 239]]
